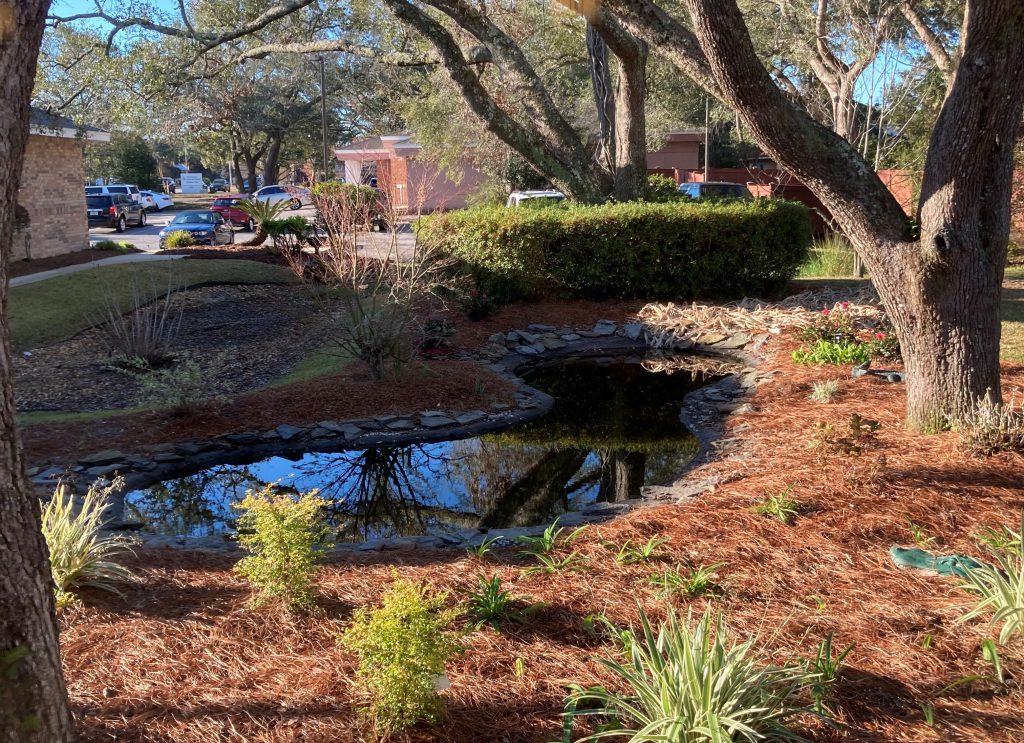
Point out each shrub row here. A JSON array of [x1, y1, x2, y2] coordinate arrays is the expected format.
[[418, 199, 811, 301]]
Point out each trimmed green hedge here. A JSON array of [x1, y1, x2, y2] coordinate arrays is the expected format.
[[418, 199, 811, 300]]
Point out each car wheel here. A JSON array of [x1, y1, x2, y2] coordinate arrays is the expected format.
[[138, 211, 146, 227], [246, 218, 255, 231], [116, 215, 126, 233], [289, 198, 301, 210]]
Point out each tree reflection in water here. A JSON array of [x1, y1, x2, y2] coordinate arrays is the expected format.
[[125, 355, 725, 539]]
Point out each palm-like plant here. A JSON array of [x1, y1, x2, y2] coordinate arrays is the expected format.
[[41, 480, 135, 608], [237, 198, 287, 246], [566, 607, 817, 742]]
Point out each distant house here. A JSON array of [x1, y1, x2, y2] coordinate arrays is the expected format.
[[334, 135, 488, 213], [335, 130, 706, 212], [15, 108, 110, 261]]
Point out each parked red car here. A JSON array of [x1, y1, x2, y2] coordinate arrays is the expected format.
[[210, 194, 255, 230]]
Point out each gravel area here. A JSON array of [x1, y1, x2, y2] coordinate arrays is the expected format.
[[15, 284, 331, 412]]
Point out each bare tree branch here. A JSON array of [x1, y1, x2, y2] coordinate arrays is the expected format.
[[237, 39, 438, 66], [901, 0, 954, 79]]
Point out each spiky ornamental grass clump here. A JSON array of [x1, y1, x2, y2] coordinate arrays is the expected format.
[[342, 576, 463, 735], [41, 479, 135, 609], [232, 487, 331, 612], [566, 607, 818, 742], [808, 380, 841, 403], [959, 514, 1024, 644]]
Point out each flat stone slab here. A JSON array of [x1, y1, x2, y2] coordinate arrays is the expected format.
[[420, 415, 457, 429], [623, 322, 644, 340], [455, 411, 486, 425], [78, 450, 126, 466], [384, 419, 415, 431], [275, 424, 306, 441]]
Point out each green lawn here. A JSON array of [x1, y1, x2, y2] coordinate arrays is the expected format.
[[1002, 264, 1024, 363], [9, 259, 292, 352]]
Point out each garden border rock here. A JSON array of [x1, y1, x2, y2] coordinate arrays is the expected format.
[[32, 321, 772, 553]]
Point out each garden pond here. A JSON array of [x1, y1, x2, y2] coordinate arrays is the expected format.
[[124, 354, 724, 542]]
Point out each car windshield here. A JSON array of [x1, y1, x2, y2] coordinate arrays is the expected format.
[[702, 184, 747, 198], [212, 198, 237, 207], [172, 212, 216, 225], [86, 196, 111, 208]]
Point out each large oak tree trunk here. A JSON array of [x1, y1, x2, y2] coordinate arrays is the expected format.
[[0, 2, 74, 741]]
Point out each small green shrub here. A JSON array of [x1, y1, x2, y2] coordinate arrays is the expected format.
[[465, 535, 501, 559], [418, 199, 811, 301], [958, 514, 1024, 644], [648, 563, 725, 599], [608, 536, 669, 565], [136, 358, 219, 414], [464, 574, 540, 630], [232, 487, 331, 611], [342, 576, 462, 734], [809, 413, 882, 457], [162, 230, 196, 248], [564, 607, 817, 742], [806, 634, 854, 715], [517, 519, 589, 556], [809, 379, 841, 403], [645, 174, 681, 203], [792, 339, 871, 365], [523, 551, 589, 576], [799, 303, 857, 344], [263, 216, 311, 254], [752, 487, 801, 525], [866, 324, 901, 361], [93, 239, 135, 252], [42, 479, 135, 608]]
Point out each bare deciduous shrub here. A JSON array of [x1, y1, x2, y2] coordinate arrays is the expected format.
[[310, 184, 456, 379], [959, 392, 1024, 456], [98, 271, 183, 367]]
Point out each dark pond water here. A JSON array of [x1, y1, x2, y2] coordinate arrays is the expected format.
[[125, 355, 722, 541]]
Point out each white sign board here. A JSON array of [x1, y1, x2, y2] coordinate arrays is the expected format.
[[180, 172, 205, 194]]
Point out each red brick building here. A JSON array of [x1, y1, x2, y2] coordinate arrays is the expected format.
[[15, 109, 109, 260]]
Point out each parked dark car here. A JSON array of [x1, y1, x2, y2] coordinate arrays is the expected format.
[[211, 195, 254, 230], [677, 181, 752, 200], [207, 178, 229, 193], [157, 210, 235, 248], [86, 194, 146, 232]]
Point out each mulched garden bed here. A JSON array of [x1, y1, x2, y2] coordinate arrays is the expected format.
[[58, 342, 1024, 742], [15, 283, 330, 412]]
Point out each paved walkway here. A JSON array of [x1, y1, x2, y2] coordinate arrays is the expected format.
[[10, 252, 186, 288]]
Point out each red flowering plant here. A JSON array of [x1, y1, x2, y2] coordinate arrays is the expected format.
[[866, 320, 902, 361], [800, 302, 857, 344]]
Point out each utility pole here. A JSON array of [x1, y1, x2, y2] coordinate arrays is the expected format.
[[704, 95, 710, 181], [319, 55, 329, 182]]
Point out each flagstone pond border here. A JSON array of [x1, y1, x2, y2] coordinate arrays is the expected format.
[[28, 321, 775, 552]]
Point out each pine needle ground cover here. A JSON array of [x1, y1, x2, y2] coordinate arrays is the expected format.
[[59, 339, 1024, 742]]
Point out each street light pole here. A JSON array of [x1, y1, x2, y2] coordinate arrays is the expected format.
[[319, 55, 329, 182]]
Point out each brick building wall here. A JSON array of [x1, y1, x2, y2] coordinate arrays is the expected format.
[[14, 135, 88, 260]]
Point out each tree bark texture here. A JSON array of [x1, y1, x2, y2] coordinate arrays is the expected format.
[[383, 0, 612, 202], [659, 0, 1024, 428], [0, 1, 75, 741]]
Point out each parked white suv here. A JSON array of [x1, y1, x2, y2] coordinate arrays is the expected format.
[[85, 183, 141, 203], [506, 189, 565, 207]]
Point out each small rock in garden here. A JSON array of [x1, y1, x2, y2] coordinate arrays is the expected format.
[[310, 427, 334, 438], [78, 450, 126, 466], [384, 418, 415, 431], [529, 342, 547, 353], [542, 338, 567, 350], [527, 323, 555, 332], [623, 322, 644, 340], [420, 415, 456, 429], [515, 345, 540, 355], [224, 432, 259, 444], [712, 332, 750, 350], [560, 333, 581, 341], [176, 442, 202, 455], [488, 332, 506, 344], [593, 321, 617, 336], [152, 453, 185, 463], [455, 410, 486, 425], [420, 410, 445, 417], [85, 464, 122, 478], [275, 424, 306, 441], [316, 420, 347, 433], [698, 332, 728, 344]]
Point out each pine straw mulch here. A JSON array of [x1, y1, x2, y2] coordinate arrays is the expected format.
[[61, 345, 1024, 743]]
